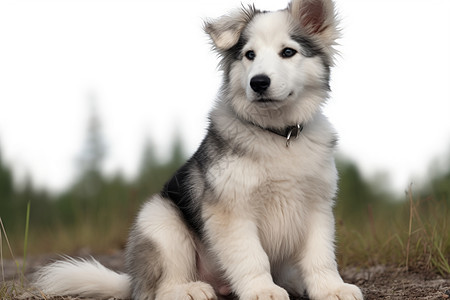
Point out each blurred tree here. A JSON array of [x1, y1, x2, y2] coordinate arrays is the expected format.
[[73, 99, 107, 200], [135, 133, 186, 200], [428, 170, 450, 204], [168, 129, 186, 168], [429, 149, 450, 204], [137, 138, 158, 185], [335, 158, 377, 223], [0, 146, 14, 223]]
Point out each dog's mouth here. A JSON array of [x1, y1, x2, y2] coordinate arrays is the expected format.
[[254, 92, 293, 104], [256, 98, 277, 103]]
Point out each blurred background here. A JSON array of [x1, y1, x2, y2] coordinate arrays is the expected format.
[[0, 0, 449, 273]]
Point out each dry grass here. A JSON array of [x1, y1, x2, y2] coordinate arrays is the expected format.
[[336, 187, 450, 276], [1, 217, 27, 300]]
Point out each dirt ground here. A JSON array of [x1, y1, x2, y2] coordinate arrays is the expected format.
[[2, 251, 450, 300]]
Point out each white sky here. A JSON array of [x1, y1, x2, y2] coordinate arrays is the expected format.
[[0, 0, 449, 193]]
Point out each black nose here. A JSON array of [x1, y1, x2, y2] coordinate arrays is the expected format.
[[250, 74, 271, 93]]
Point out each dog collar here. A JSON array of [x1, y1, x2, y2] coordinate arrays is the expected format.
[[249, 122, 304, 147], [267, 124, 304, 147]]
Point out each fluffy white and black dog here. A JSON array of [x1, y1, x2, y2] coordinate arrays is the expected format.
[[34, 0, 363, 299]]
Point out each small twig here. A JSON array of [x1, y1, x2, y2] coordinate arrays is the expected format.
[[21, 201, 31, 276], [0, 217, 20, 275], [405, 184, 414, 271]]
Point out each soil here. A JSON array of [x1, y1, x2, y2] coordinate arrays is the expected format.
[[2, 251, 449, 300]]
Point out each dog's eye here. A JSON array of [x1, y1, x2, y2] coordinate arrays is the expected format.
[[281, 48, 297, 58], [245, 50, 256, 61]]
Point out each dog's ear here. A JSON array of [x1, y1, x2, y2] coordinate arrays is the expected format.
[[204, 6, 257, 51], [288, 0, 339, 43]]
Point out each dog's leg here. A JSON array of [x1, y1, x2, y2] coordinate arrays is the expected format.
[[126, 195, 217, 300], [203, 208, 289, 300], [298, 205, 363, 300]]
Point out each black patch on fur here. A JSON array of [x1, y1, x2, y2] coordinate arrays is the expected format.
[[322, 63, 331, 91], [161, 161, 204, 234], [291, 34, 323, 58], [220, 35, 248, 85], [230, 36, 248, 61], [161, 122, 245, 235], [218, 8, 260, 83], [291, 34, 331, 91]]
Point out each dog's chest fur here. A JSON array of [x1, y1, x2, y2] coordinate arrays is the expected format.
[[203, 114, 338, 259]]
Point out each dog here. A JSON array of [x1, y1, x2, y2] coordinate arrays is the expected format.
[[34, 0, 363, 299]]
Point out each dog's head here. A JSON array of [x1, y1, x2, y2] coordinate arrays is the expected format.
[[205, 0, 339, 128]]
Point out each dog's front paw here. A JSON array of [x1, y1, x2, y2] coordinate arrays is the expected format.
[[241, 284, 289, 300], [333, 283, 363, 300], [157, 281, 217, 300], [312, 283, 363, 300]]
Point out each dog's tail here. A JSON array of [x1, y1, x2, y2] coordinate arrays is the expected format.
[[33, 257, 131, 299]]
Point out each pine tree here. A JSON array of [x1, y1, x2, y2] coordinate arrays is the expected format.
[[74, 98, 107, 199]]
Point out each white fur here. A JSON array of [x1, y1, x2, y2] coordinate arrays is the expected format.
[[137, 197, 200, 295], [33, 257, 131, 298]]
